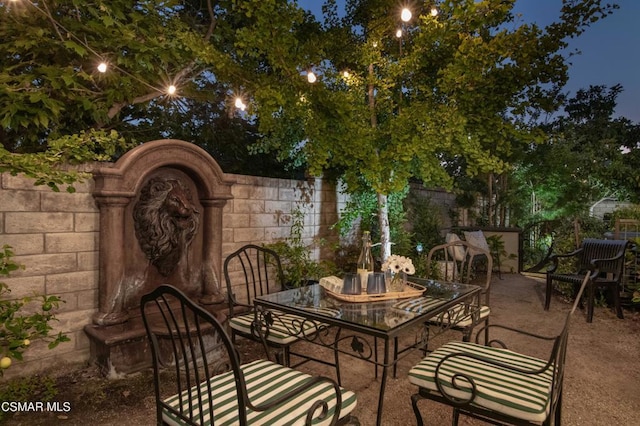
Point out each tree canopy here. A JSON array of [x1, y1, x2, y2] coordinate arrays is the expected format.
[[0, 0, 322, 176], [248, 0, 618, 256], [0, 0, 628, 252], [516, 84, 640, 222], [255, 0, 616, 186]]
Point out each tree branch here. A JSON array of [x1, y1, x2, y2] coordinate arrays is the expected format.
[[105, 0, 218, 122], [107, 91, 162, 120]]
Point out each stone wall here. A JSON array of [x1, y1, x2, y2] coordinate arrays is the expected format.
[[0, 172, 99, 378], [0, 171, 346, 378]]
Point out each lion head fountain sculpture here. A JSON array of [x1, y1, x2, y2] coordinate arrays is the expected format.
[[133, 177, 200, 277]]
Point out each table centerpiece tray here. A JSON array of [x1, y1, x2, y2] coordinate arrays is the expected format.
[[319, 279, 426, 303]]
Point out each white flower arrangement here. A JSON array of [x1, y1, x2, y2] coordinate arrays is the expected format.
[[382, 254, 415, 275]]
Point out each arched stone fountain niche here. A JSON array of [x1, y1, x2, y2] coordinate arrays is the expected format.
[[84, 139, 234, 376]]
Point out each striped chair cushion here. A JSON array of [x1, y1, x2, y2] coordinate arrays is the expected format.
[[163, 359, 357, 426], [432, 304, 490, 328], [394, 296, 447, 313], [409, 341, 554, 423], [394, 297, 489, 328], [230, 311, 321, 344]]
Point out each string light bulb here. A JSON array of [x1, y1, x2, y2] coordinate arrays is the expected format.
[[401, 8, 412, 22], [307, 71, 317, 83], [167, 85, 177, 95], [97, 62, 108, 73], [234, 97, 246, 111], [430, 7, 439, 17], [396, 29, 403, 38]]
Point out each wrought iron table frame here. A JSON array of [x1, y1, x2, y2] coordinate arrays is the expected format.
[[252, 277, 482, 426]]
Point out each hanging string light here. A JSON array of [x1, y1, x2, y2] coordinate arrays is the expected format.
[[234, 97, 246, 111], [401, 8, 412, 22], [307, 71, 317, 83], [10, 0, 183, 97]]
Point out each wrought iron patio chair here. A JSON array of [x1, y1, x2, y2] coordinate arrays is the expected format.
[[224, 244, 341, 381], [545, 238, 628, 322], [425, 238, 493, 342], [390, 239, 492, 378], [408, 273, 589, 426], [141, 284, 357, 426]]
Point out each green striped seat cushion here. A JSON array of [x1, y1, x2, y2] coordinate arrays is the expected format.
[[430, 304, 490, 328], [163, 359, 357, 426], [409, 341, 553, 423], [229, 311, 321, 344], [394, 296, 447, 313], [394, 297, 489, 327]]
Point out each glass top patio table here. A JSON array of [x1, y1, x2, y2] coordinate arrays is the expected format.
[[253, 277, 482, 426], [254, 277, 481, 426], [254, 277, 481, 338]]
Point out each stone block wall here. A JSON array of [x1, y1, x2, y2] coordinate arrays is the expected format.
[[222, 174, 343, 256], [0, 173, 100, 377], [0, 171, 345, 379]]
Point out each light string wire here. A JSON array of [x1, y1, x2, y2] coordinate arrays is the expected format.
[[15, 0, 179, 96]]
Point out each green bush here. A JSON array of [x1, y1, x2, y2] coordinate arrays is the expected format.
[[404, 192, 445, 277], [0, 374, 58, 421], [0, 245, 70, 376], [610, 204, 640, 222], [266, 208, 336, 287], [333, 186, 412, 265]]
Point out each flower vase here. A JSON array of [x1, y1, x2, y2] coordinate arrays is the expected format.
[[385, 270, 407, 293]]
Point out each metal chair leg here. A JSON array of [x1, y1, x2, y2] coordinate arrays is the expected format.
[[410, 394, 425, 426], [555, 390, 563, 425], [544, 277, 553, 310], [587, 282, 595, 323], [334, 328, 342, 386], [611, 285, 624, 319], [452, 408, 460, 425]]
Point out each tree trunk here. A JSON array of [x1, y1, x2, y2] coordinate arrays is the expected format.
[[488, 172, 494, 226], [368, 63, 377, 128], [377, 193, 391, 262], [499, 173, 507, 226]]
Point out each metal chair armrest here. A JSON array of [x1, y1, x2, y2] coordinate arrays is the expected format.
[[473, 323, 557, 347], [547, 247, 584, 273]]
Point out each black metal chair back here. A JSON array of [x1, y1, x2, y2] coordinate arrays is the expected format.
[[141, 285, 248, 425], [224, 244, 285, 317]]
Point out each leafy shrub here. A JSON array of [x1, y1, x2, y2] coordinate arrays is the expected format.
[[0, 245, 70, 376], [0, 374, 58, 421], [404, 192, 445, 277], [610, 204, 640, 222], [333, 186, 412, 265], [266, 208, 336, 287]]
